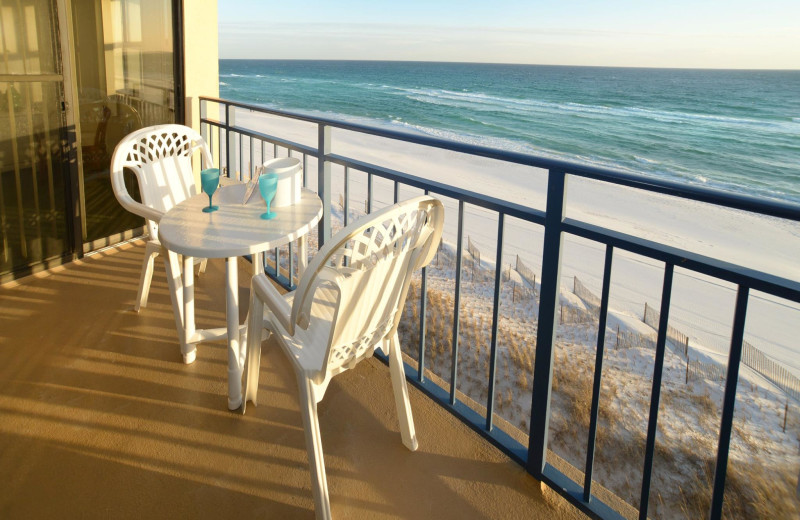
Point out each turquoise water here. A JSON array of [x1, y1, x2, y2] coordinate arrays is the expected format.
[[220, 60, 800, 204]]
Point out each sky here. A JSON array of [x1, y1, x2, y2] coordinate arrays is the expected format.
[[218, 0, 800, 69]]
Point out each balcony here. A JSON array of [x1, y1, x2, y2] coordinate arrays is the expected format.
[[0, 241, 581, 519], [2, 95, 799, 520]]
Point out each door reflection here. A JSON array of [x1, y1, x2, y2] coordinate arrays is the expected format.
[[72, 0, 177, 245]]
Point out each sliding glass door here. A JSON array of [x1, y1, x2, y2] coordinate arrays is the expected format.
[[1, 0, 182, 281], [0, 0, 72, 280], [72, 0, 179, 248]]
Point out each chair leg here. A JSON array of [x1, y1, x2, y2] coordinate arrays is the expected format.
[[242, 295, 265, 414], [388, 332, 418, 451], [197, 258, 208, 275], [297, 376, 332, 520], [134, 241, 160, 312]]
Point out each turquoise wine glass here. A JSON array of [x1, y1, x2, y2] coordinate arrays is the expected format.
[[258, 173, 279, 220], [200, 168, 220, 213]]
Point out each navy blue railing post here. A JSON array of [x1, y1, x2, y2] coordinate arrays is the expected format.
[[450, 200, 466, 405], [344, 167, 350, 226], [199, 99, 208, 168], [709, 286, 749, 520], [249, 136, 254, 177], [417, 264, 428, 382], [225, 103, 236, 180], [583, 244, 614, 501], [367, 174, 373, 213], [527, 169, 568, 477], [417, 188, 431, 384], [639, 263, 674, 520], [238, 126, 244, 179], [302, 155, 308, 187], [486, 213, 505, 431], [317, 124, 332, 246]]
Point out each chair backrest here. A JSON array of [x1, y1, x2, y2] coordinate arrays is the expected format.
[[293, 196, 444, 379], [110, 124, 213, 238]]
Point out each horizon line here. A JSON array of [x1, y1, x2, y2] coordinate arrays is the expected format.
[[217, 58, 800, 72]]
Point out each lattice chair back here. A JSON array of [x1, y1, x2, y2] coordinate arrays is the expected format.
[[293, 196, 444, 381], [110, 124, 213, 238]]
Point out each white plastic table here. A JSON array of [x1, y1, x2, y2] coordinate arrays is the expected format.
[[158, 184, 323, 409]]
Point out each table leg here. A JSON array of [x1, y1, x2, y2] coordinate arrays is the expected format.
[[298, 235, 308, 278], [182, 255, 197, 364], [239, 250, 264, 384], [254, 251, 264, 275], [226, 256, 243, 410]]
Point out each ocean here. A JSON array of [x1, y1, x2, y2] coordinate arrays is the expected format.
[[219, 60, 800, 204]]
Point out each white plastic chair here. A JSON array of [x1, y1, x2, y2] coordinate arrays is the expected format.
[[110, 124, 214, 311], [242, 195, 444, 520]]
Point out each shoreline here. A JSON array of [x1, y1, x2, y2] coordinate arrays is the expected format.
[[219, 62, 800, 207], [221, 99, 800, 205]]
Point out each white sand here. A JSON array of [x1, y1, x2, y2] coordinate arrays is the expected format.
[[229, 108, 800, 377]]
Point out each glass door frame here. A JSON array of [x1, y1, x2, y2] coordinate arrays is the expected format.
[[57, 0, 85, 261]]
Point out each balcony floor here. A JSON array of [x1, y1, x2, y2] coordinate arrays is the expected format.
[[0, 239, 581, 519]]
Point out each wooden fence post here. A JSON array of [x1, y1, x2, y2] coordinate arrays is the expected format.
[[784, 400, 789, 433], [685, 355, 689, 384], [644, 302, 648, 323]]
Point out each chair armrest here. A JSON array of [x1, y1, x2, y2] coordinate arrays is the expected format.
[[193, 137, 215, 169], [114, 190, 164, 223], [252, 273, 294, 335]]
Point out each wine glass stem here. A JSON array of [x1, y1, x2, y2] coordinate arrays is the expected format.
[[208, 194, 212, 209]]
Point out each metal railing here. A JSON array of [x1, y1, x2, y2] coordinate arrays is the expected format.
[[199, 96, 800, 520]]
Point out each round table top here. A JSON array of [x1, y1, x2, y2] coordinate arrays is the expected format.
[[158, 185, 323, 258]]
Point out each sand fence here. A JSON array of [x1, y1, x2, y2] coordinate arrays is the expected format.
[[570, 274, 800, 402]]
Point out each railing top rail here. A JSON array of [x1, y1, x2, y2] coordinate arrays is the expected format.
[[563, 217, 800, 304], [200, 96, 800, 222]]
